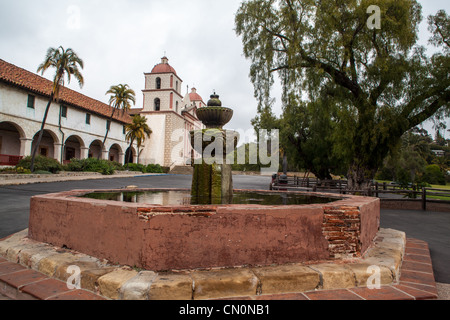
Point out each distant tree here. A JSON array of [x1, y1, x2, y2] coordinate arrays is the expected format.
[[102, 84, 136, 154], [281, 97, 344, 179], [125, 115, 152, 164], [31, 46, 84, 172], [422, 164, 446, 185], [236, 0, 449, 190]]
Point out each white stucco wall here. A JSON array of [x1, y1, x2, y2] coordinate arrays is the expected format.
[[139, 113, 166, 166], [0, 82, 132, 163]]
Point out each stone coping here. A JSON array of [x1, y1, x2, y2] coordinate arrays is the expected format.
[[0, 172, 161, 186], [28, 188, 380, 271], [0, 228, 426, 300]]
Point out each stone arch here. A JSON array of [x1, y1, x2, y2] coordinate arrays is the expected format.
[[108, 143, 123, 163], [88, 139, 105, 159], [63, 135, 85, 163], [31, 129, 60, 160], [125, 146, 137, 164], [0, 121, 26, 165]]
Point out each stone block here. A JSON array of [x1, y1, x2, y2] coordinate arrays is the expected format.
[[148, 273, 194, 300], [38, 253, 81, 277], [0, 230, 28, 257], [251, 264, 320, 295], [97, 268, 138, 300], [81, 267, 117, 294], [309, 264, 355, 290], [363, 247, 403, 275], [119, 271, 158, 300], [54, 258, 102, 282], [346, 263, 393, 287], [19, 245, 58, 270], [191, 268, 258, 300]]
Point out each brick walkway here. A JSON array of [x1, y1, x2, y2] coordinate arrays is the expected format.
[[0, 237, 438, 300], [237, 238, 438, 300], [0, 256, 106, 300]]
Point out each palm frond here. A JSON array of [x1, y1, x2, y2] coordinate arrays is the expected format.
[[37, 46, 84, 97]]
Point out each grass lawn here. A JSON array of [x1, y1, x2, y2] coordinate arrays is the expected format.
[[427, 183, 450, 200], [374, 181, 450, 200], [430, 183, 450, 190]]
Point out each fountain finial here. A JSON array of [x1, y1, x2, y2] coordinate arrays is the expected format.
[[207, 92, 222, 107]]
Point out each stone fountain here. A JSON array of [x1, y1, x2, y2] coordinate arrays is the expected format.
[[26, 93, 381, 272], [190, 93, 239, 204]]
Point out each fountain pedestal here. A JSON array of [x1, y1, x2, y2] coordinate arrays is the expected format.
[[190, 94, 239, 204]]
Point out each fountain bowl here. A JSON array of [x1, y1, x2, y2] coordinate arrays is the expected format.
[[195, 106, 234, 129], [28, 188, 380, 272]]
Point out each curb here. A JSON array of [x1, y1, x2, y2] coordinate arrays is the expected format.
[[0, 173, 164, 187], [0, 228, 439, 300]]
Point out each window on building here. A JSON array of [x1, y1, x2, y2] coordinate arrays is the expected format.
[[176, 101, 179, 113], [61, 105, 68, 118], [156, 77, 161, 90], [86, 113, 91, 125], [27, 95, 35, 109], [176, 81, 179, 92], [154, 98, 161, 111]]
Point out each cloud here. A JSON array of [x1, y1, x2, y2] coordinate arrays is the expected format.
[[0, 0, 448, 139]]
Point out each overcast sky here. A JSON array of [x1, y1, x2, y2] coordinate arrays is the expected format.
[[0, 0, 448, 139]]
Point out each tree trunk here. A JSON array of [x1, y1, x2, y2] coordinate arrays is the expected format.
[[127, 139, 134, 165], [30, 93, 54, 172], [346, 162, 376, 193], [101, 108, 117, 159]]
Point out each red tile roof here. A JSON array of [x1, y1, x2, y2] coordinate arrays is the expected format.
[[0, 59, 132, 124], [151, 63, 177, 75], [189, 92, 204, 103]]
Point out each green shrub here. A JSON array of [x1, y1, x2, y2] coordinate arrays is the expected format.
[[124, 163, 164, 173], [16, 156, 62, 174], [65, 158, 123, 175], [125, 163, 145, 172], [145, 164, 164, 173]]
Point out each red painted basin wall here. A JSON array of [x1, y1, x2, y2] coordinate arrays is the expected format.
[[28, 190, 380, 271]]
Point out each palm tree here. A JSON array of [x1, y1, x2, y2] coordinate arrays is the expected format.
[[102, 84, 136, 157], [30, 46, 84, 172], [125, 115, 152, 165]]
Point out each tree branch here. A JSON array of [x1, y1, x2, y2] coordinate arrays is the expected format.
[[407, 90, 450, 128]]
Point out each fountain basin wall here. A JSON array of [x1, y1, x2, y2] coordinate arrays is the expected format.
[[28, 189, 380, 271]]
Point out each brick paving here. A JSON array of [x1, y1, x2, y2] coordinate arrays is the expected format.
[[219, 238, 439, 300], [0, 238, 440, 300], [0, 256, 105, 300]]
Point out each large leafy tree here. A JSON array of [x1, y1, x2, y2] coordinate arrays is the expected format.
[[102, 84, 136, 154], [236, 0, 449, 190], [31, 46, 84, 172]]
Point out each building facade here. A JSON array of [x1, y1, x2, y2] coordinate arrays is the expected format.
[[0, 57, 204, 169], [0, 59, 135, 166], [132, 57, 205, 168]]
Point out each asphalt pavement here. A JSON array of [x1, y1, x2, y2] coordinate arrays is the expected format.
[[0, 174, 448, 284]]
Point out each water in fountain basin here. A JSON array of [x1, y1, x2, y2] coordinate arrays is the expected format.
[[80, 190, 339, 206]]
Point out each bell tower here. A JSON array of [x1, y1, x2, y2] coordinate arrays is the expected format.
[[142, 57, 183, 113]]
